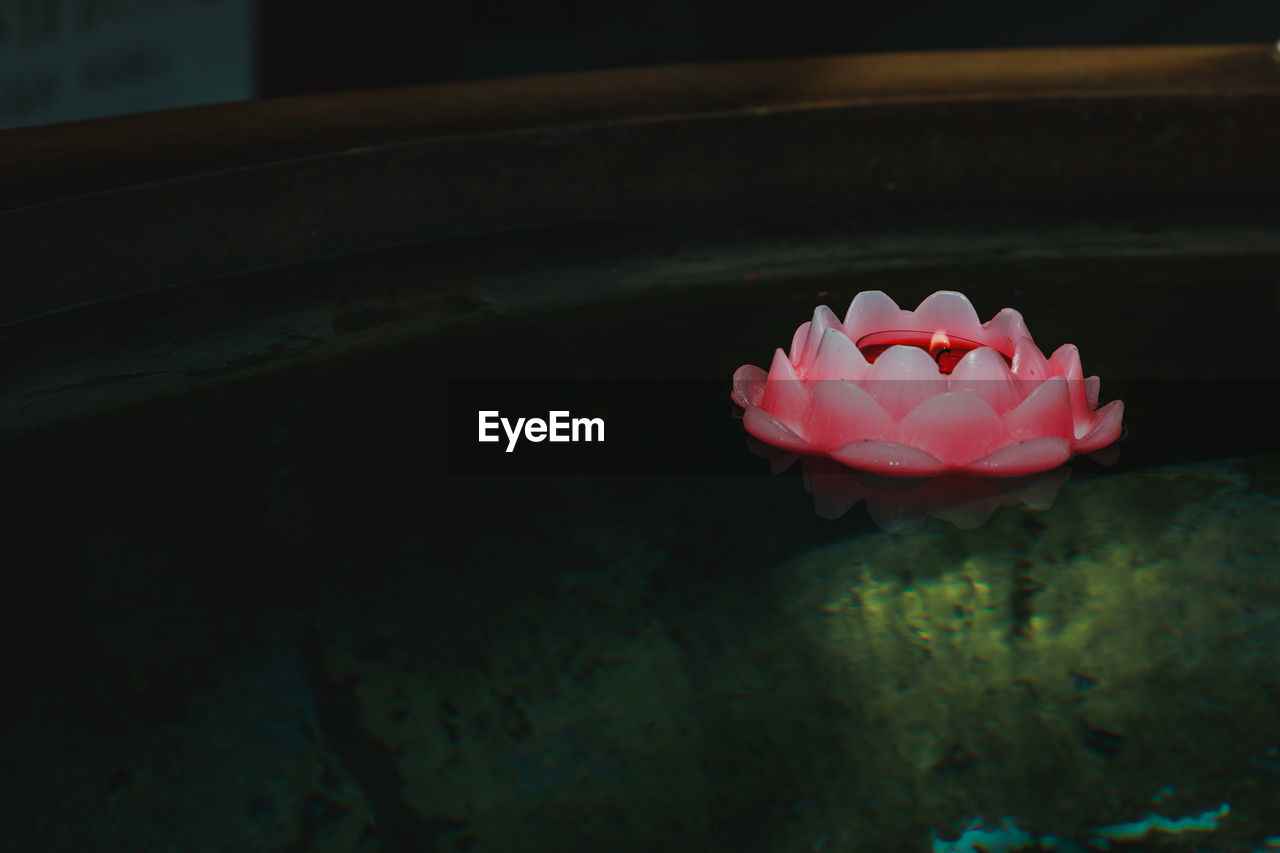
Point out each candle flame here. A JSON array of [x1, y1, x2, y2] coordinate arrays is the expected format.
[[929, 330, 951, 360]]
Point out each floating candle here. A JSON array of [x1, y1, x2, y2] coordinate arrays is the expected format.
[[731, 290, 1124, 477]]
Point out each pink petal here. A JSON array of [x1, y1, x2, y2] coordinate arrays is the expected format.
[[789, 321, 811, 364], [948, 346, 1026, 414], [743, 406, 810, 454], [962, 438, 1072, 476], [864, 345, 946, 419], [843, 291, 905, 341], [1083, 375, 1101, 409], [807, 328, 870, 382], [910, 290, 984, 338], [1003, 376, 1074, 442], [897, 392, 1003, 464], [1047, 344, 1095, 438], [983, 307, 1032, 355], [804, 380, 895, 450], [798, 306, 844, 373], [1047, 343, 1084, 380], [1010, 334, 1051, 380], [759, 348, 811, 430], [1074, 399, 1124, 453], [731, 364, 768, 408], [830, 440, 947, 476]]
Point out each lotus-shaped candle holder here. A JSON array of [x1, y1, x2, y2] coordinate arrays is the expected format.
[[731, 291, 1123, 476]]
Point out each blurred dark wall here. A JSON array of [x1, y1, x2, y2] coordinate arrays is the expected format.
[[259, 0, 1280, 97], [0, 0, 255, 129]]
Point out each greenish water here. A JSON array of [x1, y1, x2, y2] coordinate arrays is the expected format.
[[2, 258, 1278, 851]]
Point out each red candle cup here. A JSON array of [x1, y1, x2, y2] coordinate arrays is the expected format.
[[854, 329, 1014, 374]]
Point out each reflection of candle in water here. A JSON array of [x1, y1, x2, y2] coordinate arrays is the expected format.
[[855, 329, 1012, 374]]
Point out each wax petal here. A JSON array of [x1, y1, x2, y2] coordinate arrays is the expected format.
[[1047, 343, 1094, 438], [804, 380, 894, 450], [864, 345, 946, 419], [743, 406, 810, 454], [807, 327, 870, 382], [962, 438, 1072, 477], [910, 290, 984, 338], [1047, 343, 1084, 380], [789, 321, 811, 364], [798, 306, 844, 373], [760, 349, 811, 430], [1010, 334, 1051, 380], [843, 291, 905, 341], [948, 346, 1026, 414], [830, 440, 947, 476], [983, 307, 1032, 355], [898, 392, 1003, 464], [1004, 376, 1074, 441], [1083, 375, 1101, 410], [731, 364, 768, 409], [1075, 399, 1125, 453]]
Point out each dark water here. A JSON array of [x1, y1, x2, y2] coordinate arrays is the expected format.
[[2, 257, 1278, 851]]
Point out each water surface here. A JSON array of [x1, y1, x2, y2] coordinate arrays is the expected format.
[[2, 256, 1278, 851]]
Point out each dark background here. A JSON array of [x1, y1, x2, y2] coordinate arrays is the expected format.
[[3, 2, 1275, 129], [258, 0, 1280, 97]]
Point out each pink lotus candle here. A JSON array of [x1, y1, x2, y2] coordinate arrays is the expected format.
[[731, 290, 1123, 477]]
